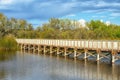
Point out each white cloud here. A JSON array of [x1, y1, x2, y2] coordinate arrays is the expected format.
[[71, 19, 86, 28], [109, 17, 115, 19], [0, 0, 14, 9], [92, 15, 106, 18], [106, 21, 111, 26], [66, 14, 76, 17], [100, 19, 103, 22], [80, 1, 95, 7], [0, 0, 34, 5], [100, 16, 106, 18], [92, 15, 97, 18], [95, 1, 120, 8], [110, 13, 120, 17], [0, 0, 13, 5], [78, 19, 86, 27], [82, 9, 103, 13]]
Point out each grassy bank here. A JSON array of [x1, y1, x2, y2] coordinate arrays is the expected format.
[[0, 35, 17, 50]]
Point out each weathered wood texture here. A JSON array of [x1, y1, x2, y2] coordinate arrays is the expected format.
[[16, 39, 120, 52]]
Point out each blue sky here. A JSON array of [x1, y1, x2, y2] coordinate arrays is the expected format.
[[0, 0, 120, 26]]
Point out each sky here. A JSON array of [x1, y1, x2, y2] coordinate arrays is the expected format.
[[0, 0, 120, 27]]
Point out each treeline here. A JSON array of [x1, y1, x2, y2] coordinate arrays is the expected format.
[[0, 13, 120, 40]]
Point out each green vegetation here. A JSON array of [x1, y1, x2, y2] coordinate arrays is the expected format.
[[0, 35, 17, 50], [0, 13, 120, 41]]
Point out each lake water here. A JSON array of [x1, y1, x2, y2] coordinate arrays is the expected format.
[[0, 51, 120, 80]]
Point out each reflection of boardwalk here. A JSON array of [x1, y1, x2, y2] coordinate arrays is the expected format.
[[16, 39, 120, 63]]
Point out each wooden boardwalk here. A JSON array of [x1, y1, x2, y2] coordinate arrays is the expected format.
[[16, 39, 120, 63]]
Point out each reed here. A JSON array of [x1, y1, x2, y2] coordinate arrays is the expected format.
[[0, 35, 17, 50]]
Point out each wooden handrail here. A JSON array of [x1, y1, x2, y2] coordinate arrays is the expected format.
[[16, 39, 120, 51]]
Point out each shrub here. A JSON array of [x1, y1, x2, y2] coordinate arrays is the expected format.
[[0, 35, 17, 50]]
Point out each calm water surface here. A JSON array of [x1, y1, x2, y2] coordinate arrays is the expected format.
[[0, 51, 120, 80]]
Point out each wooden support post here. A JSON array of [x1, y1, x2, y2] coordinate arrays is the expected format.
[[17, 44, 19, 49], [50, 46, 53, 54], [97, 53, 100, 61], [28, 45, 30, 51], [33, 45, 36, 53], [57, 47, 59, 55], [38, 45, 41, 53], [84, 52, 87, 59], [29, 45, 31, 53], [111, 50, 116, 63], [64, 47, 67, 56], [33, 45, 35, 53], [38, 45, 39, 52], [74, 48, 77, 57], [112, 55, 115, 63], [84, 49, 88, 59], [30, 46, 32, 52], [39, 46, 41, 53], [23, 45, 24, 51], [24, 45, 25, 52], [43, 46, 46, 53], [97, 50, 100, 61], [30, 45, 32, 52], [21, 44, 22, 50], [97, 60, 100, 80], [20, 44, 23, 52]]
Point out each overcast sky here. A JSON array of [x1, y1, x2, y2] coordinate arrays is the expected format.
[[0, 0, 120, 26]]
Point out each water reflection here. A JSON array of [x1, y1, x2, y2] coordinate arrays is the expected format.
[[0, 51, 16, 61], [0, 51, 120, 80]]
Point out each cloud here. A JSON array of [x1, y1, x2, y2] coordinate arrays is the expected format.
[[0, 0, 13, 5], [110, 13, 120, 17], [0, 0, 120, 26], [0, 0, 14, 9], [78, 19, 86, 27], [100, 19, 103, 22], [66, 14, 76, 17], [92, 15, 106, 18], [106, 21, 111, 26], [96, 1, 120, 7]]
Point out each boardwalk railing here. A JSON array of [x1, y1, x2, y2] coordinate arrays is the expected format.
[[16, 39, 120, 51]]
